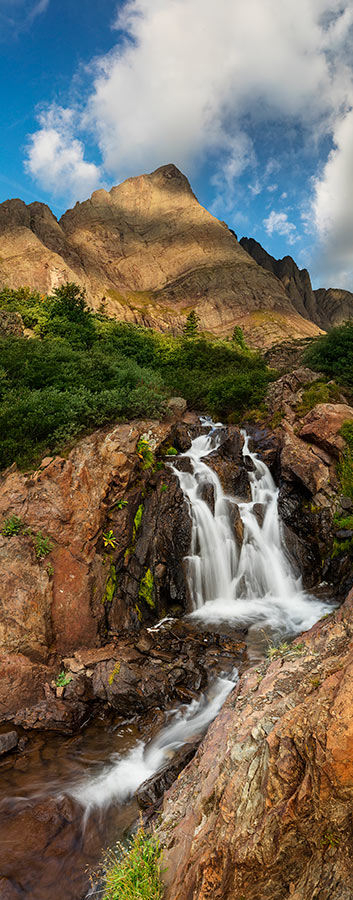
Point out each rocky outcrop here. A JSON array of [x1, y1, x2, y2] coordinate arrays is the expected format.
[[158, 589, 353, 900], [0, 165, 322, 348], [299, 403, 353, 458], [241, 236, 353, 331], [0, 417, 186, 721]]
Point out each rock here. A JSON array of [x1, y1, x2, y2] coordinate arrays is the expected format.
[[158, 588, 353, 900], [0, 731, 18, 756], [241, 236, 353, 331], [167, 397, 187, 417], [12, 698, 87, 732], [266, 367, 322, 421], [0, 166, 322, 348], [299, 403, 353, 458], [335, 529, 353, 540], [0, 878, 21, 899], [137, 743, 198, 811], [197, 481, 215, 513], [280, 421, 330, 494], [340, 496, 353, 510]]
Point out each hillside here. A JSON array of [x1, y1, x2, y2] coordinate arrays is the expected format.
[[240, 236, 353, 331], [0, 164, 322, 348]]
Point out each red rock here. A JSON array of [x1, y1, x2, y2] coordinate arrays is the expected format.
[[158, 590, 353, 900], [280, 421, 330, 494], [299, 402, 353, 458]]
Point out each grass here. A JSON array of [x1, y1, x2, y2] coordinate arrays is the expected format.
[[266, 641, 306, 661], [102, 827, 164, 900]]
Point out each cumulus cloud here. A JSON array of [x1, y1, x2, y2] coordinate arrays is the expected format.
[[24, 0, 353, 251], [309, 109, 353, 286], [263, 210, 297, 244], [25, 107, 102, 202]]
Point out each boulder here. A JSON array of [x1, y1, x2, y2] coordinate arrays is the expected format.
[[280, 421, 330, 495], [0, 731, 18, 756], [299, 403, 353, 458]]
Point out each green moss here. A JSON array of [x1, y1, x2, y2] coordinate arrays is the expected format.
[[108, 661, 121, 685], [102, 563, 117, 604], [139, 568, 155, 608], [135, 603, 142, 621], [133, 503, 144, 541], [165, 446, 178, 456]]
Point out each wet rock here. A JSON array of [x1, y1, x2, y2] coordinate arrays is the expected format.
[[243, 454, 255, 472], [251, 503, 265, 528], [0, 653, 54, 723], [299, 402, 353, 458], [110, 471, 192, 630], [173, 457, 193, 474], [224, 501, 244, 546], [12, 698, 87, 732], [197, 482, 215, 513], [170, 421, 192, 451], [336, 529, 353, 540], [0, 731, 18, 756], [137, 742, 198, 811]]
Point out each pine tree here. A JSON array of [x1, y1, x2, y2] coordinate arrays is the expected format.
[[183, 310, 200, 337]]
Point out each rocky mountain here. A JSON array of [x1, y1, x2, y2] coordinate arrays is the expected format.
[[0, 164, 322, 348], [240, 236, 353, 331]]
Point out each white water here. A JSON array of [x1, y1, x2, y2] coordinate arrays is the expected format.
[[172, 423, 331, 637], [70, 674, 235, 815], [70, 420, 331, 814]]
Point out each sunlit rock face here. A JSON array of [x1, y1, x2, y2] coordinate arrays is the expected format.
[[0, 164, 321, 347]]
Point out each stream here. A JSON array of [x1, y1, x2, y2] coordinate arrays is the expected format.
[[0, 422, 333, 899]]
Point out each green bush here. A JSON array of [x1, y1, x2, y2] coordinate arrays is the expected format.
[[304, 322, 353, 387], [103, 827, 163, 900], [1, 515, 23, 536], [296, 381, 341, 416], [0, 283, 274, 469]]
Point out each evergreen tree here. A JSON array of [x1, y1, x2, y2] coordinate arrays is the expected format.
[[183, 310, 200, 337]]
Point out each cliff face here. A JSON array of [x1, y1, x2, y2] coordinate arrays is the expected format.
[[0, 165, 322, 348], [158, 589, 353, 900], [240, 236, 353, 331]]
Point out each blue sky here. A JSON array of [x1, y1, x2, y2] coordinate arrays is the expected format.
[[1, 1, 353, 288]]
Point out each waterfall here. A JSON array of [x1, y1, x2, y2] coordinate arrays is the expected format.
[[172, 423, 331, 637], [69, 420, 331, 814]]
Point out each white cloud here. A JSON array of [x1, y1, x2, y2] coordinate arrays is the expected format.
[[263, 210, 298, 244], [25, 107, 102, 202], [309, 109, 353, 286], [24, 0, 353, 236], [267, 184, 278, 193]]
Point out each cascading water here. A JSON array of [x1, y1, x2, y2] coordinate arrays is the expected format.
[[70, 420, 331, 816], [0, 419, 334, 899], [171, 422, 331, 640]]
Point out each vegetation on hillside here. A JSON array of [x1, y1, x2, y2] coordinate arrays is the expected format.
[[0, 283, 274, 470], [304, 321, 353, 388]]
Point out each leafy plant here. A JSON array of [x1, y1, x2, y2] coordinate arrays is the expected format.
[[137, 439, 154, 470], [1, 515, 23, 536], [34, 531, 53, 559], [103, 530, 117, 549], [102, 826, 164, 900], [56, 671, 72, 687], [266, 641, 305, 660], [165, 446, 178, 456], [115, 499, 128, 510]]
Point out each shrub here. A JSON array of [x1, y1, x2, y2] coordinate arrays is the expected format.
[[304, 322, 353, 388], [1, 515, 23, 536], [35, 532, 53, 559], [103, 827, 163, 900]]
